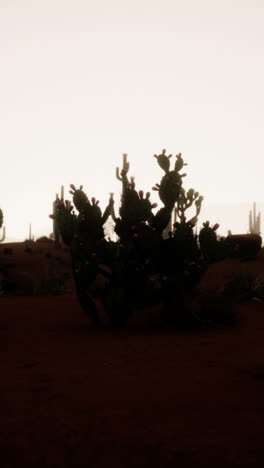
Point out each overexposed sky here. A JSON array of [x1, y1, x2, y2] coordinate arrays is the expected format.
[[0, 0, 264, 241]]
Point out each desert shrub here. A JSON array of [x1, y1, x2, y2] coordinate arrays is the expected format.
[[36, 236, 53, 243]]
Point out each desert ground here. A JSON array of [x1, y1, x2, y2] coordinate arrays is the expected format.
[[1, 243, 264, 467]]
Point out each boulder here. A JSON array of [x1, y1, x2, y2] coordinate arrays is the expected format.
[[226, 234, 262, 260]]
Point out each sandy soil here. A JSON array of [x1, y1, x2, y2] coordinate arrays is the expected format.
[[1, 244, 264, 467]]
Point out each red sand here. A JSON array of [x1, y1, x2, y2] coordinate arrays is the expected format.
[[1, 293, 264, 467], [1, 243, 264, 467]]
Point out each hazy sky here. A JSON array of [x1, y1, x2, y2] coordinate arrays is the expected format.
[[0, 0, 264, 241]]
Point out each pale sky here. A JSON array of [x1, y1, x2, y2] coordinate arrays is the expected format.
[[0, 0, 264, 241]]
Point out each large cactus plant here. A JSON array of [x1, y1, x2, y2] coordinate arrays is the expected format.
[[52, 149, 212, 327]]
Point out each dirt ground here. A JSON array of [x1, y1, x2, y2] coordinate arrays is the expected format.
[[1, 244, 264, 467]]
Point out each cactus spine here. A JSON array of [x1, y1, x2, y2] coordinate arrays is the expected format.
[[249, 202, 261, 235]]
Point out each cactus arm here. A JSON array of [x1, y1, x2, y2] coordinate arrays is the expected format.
[[174, 189, 203, 226], [115, 167, 123, 181], [102, 195, 115, 225], [187, 196, 203, 225], [116, 153, 130, 194], [154, 149, 172, 173], [108, 193, 118, 222]]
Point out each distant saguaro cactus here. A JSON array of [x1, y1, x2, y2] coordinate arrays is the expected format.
[[52, 185, 65, 244], [28, 223, 34, 241], [0, 208, 6, 243], [249, 202, 261, 235]]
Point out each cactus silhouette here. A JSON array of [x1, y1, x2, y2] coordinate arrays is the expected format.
[[0, 208, 6, 243], [50, 149, 216, 327], [51, 185, 114, 249], [249, 202, 261, 235], [153, 150, 187, 209], [175, 188, 203, 226], [199, 221, 229, 262]]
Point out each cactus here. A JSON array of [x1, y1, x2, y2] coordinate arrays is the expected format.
[[114, 153, 158, 240], [51, 149, 219, 328], [52, 186, 65, 244], [50, 187, 114, 249], [152, 150, 191, 238], [172, 221, 198, 259], [114, 150, 188, 241], [249, 202, 261, 235], [116, 153, 130, 195], [199, 221, 229, 262], [50, 198, 76, 246], [153, 150, 187, 209], [28, 223, 34, 241], [0, 208, 6, 243], [112, 150, 207, 325], [50, 187, 115, 323], [175, 188, 203, 226]]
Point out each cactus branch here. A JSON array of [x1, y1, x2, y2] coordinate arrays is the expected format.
[[116, 153, 130, 195]]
